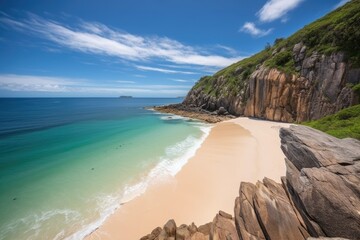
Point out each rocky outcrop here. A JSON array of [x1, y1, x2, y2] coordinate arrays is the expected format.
[[243, 49, 358, 122], [280, 126, 360, 238], [184, 48, 359, 123], [152, 104, 235, 123], [140, 219, 211, 240], [141, 126, 360, 240]]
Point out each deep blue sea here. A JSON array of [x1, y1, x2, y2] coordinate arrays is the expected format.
[[0, 98, 210, 240]]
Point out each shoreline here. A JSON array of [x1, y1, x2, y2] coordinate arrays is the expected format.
[[152, 104, 234, 123], [85, 117, 291, 240]]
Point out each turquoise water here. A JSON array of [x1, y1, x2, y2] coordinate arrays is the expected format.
[[0, 98, 210, 239]]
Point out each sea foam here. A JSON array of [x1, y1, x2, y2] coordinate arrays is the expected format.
[[66, 120, 212, 240]]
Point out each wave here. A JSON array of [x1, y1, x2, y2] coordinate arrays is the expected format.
[[0, 209, 81, 240], [67, 122, 212, 240]]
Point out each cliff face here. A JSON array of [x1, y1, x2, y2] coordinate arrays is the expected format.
[[184, 44, 359, 123], [244, 49, 358, 122], [140, 125, 360, 240], [183, 1, 360, 123]]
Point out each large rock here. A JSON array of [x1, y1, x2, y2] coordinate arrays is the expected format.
[[211, 212, 239, 240], [281, 125, 360, 239], [234, 183, 265, 240], [253, 178, 309, 240], [164, 219, 177, 237]]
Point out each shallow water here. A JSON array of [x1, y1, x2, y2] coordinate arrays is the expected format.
[[0, 98, 210, 240]]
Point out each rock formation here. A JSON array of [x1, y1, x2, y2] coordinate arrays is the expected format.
[[140, 125, 360, 240], [178, 1, 360, 123], [182, 48, 359, 123]]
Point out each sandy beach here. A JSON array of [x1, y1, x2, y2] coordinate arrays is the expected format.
[[86, 117, 291, 240]]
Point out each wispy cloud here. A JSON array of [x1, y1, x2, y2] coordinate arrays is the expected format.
[[257, 0, 304, 22], [133, 74, 146, 78], [0, 74, 191, 96], [0, 74, 79, 92], [240, 22, 272, 37], [0, 13, 243, 68], [116, 80, 135, 84], [136, 65, 196, 74], [334, 0, 350, 9], [215, 45, 240, 56], [170, 78, 194, 83]]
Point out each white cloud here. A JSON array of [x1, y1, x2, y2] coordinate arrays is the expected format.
[[136, 65, 196, 74], [334, 0, 350, 9], [116, 80, 135, 84], [0, 74, 190, 96], [0, 74, 78, 92], [240, 22, 272, 37], [170, 78, 194, 83], [258, 0, 304, 22], [0, 13, 243, 68], [216, 45, 239, 56]]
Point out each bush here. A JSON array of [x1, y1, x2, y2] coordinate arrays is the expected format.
[[303, 104, 360, 140]]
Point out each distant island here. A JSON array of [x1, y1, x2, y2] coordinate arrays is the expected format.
[[119, 96, 133, 98]]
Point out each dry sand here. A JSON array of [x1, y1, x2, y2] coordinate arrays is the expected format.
[[86, 117, 291, 240]]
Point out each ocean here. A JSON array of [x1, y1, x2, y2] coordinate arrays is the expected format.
[[0, 98, 211, 240]]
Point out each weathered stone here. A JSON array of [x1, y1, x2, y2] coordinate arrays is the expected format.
[[307, 238, 350, 240], [217, 106, 228, 115], [211, 213, 239, 240], [151, 227, 162, 238], [188, 222, 198, 234], [281, 125, 360, 239], [234, 183, 265, 240], [218, 210, 232, 220], [163, 219, 177, 237], [198, 222, 212, 236], [191, 232, 207, 240], [176, 224, 191, 240], [253, 178, 308, 240], [158, 229, 168, 240]]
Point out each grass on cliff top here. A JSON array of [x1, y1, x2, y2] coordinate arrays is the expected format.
[[302, 104, 360, 140], [193, 0, 360, 94]]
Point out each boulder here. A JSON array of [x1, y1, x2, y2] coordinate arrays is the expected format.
[[198, 222, 212, 236], [211, 213, 239, 240], [281, 125, 360, 239], [253, 178, 309, 240], [163, 219, 177, 237], [188, 222, 198, 234], [217, 107, 228, 115], [218, 211, 232, 220], [176, 224, 191, 240], [234, 183, 265, 240], [191, 232, 207, 240]]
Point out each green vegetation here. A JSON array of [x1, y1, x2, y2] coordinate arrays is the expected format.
[[303, 105, 360, 140], [276, 0, 360, 66], [193, 0, 360, 97], [352, 83, 360, 102]]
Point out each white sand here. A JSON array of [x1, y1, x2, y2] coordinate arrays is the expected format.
[[86, 117, 291, 240]]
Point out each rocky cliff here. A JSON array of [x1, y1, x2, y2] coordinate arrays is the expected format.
[[140, 125, 360, 240], [182, 1, 360, 123]]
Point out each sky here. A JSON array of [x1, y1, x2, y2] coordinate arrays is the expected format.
[[0, 0, 350, 97]]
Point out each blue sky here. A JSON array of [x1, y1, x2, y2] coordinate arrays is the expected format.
[[0, 0, 350, 97]]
